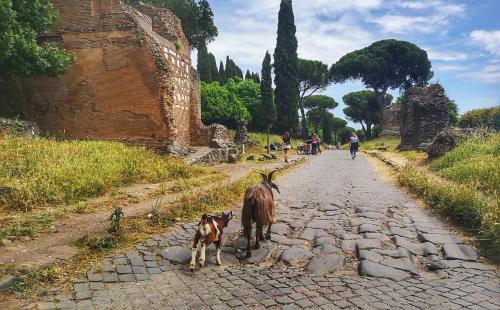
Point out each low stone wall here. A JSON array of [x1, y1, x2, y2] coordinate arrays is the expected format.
[[0, 118, 40, 137]]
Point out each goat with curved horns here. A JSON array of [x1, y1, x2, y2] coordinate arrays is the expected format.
[[190, 211, 233, 272], [241, 170, 280, 257]]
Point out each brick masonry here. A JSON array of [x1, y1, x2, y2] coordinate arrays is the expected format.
[[0, 0, 221, 151]]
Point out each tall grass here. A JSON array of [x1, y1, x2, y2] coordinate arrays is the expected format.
[[398, 165, 499, 259], [0, 136, 207, 210], [430, 134, 500, 195]]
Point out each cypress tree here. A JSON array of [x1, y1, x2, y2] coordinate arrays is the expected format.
[[197, 43, 212, 82], [219, 61, 226, 84], [245, 70, 252, 80], [208, 53, 219, 82], [274, 0, 299, 134], [259, 51, 277, 132], [252, 73, 261, 84], [225, 56, 233, 79]]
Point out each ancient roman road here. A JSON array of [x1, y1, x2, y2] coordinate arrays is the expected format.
[[38, 151, 499, 310]]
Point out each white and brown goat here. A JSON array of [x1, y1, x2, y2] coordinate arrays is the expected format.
[[189, 211, 233, 272], [241, 171, 280, 258]]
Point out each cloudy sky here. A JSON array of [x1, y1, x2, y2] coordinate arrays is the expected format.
[[200, 0, 499, 125]]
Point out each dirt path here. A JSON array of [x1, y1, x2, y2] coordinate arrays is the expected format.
[[0, 157, 294, 267], [32, 151, 499, 309]]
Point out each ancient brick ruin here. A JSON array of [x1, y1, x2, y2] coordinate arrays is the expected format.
[[0, 0, 225, 151], [399, 84, 450, 150]]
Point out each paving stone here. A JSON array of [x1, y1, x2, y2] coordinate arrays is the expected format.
[[315, 236, 337, 246], [389, 227, 418, 239], [281, 247, 313, 265], [160, 246, 192, 264], [356, 239, 381, 250], [87, 273, 103, 282], [271, 223, 291, 235], [243, 246, 272, 264], [341, 240, 356, 252], [365, 232, 391, 241], [313, 244, 342, 255], [100, 263, 114, 273], [394, 236, 438, 256], [116, 265, 132, 274], [270, 234, 305, 245], [359, 260, 411, 281], [379, 257, 419, 275], [102, 272, 118, 283], [359, 223, 381, 233], [306, 220, 333, 230], [36, 302, 57, 310], [359, 211, 386, 219], [443, 244, 478, 261], [276, 296, 294, 304], [420, 234, 463, 244], [358, 250, 384, 263], [377, 248, 409, 258], [306, 255, 345, 274]]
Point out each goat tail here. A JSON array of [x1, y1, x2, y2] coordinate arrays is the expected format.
[[255, 199, 275, 226], [241, 195, 254, 237]]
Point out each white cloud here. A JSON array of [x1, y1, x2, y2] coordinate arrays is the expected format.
[[470, 30, 500, 57], [372, 1, 465, 34], [427, 49, 469, 62], [462, 63, 500, 83]]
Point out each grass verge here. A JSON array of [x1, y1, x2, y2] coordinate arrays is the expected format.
[[397, 165, 499, 260]]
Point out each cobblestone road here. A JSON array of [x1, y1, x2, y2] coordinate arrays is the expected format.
[[38, 151, 499, 309]]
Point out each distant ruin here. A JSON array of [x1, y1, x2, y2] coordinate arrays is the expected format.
[[399, 84, 450, 150], [0, 0, 225, 151]]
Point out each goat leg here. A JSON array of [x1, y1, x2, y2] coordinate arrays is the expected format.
[[215, 241, 222, 265], [265, 225, 272, 240], [258, 224, 266, 241], [189, 233, 201, 272], [255, 224, 262, 249], [199, 242, 207, 267], [246, 227, 252, 258]]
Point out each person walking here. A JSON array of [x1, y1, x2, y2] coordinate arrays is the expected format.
[[311, 134, 319, 155], [282, 132, 291, 163], [349, 132, 359, 159]]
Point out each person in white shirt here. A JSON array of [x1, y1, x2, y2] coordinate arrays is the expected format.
[[349, 132, 359, 159]]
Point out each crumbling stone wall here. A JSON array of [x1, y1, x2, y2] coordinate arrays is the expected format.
[[380, 105, 400, 136], [399, 84, 450, 149], [0, 0, 219, 151]]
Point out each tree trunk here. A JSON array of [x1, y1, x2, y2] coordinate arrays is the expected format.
[[366, 122, 372, 139], [360, 122, 367, 136], [266, 126, 270, 155], [299, 100, 307, 140], [376, 88, 388, 127]]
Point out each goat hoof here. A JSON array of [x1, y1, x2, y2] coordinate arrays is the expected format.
[[189, 267, 195, 272], [246, 251, 251, 258], [199, 262, 204, 268], [255, 244, 260, 250], [265, 234, 271, 240], [216, 261, 222, 266]]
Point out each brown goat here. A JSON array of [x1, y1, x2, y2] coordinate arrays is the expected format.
[[241, 171, 280, 258], [190, 211, 233, 272]]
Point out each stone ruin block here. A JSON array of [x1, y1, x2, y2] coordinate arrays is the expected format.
[[399, 84, 450, 150]]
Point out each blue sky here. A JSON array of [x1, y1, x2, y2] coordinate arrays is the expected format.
[[199, 0, 500, 127]]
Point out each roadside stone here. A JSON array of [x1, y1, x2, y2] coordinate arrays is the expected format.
[[420, 234, 463, 244], [306, 255, 345, 274], [160, 246, 192, 264], [281, 247, 313, 265], [36, 302, 57, 310], [379, 257, 419, 275], [359, 260, 411, 281], [243, 246, 272, 264], [1, 239, 12, 246], [443, 244, 478, 261], [0, 275, 20, 291], [87, 273, 103, 282]]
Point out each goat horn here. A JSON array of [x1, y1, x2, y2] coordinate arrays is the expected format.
[[258, 172, 268, 182], [268, 170, 277, 182]]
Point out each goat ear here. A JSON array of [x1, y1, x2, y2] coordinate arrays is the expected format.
[[228, 211, 233, 219], [268, 170, 277, 182], [259, 172, 267, 182]]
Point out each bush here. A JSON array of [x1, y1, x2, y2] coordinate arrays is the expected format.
[[457, 106, 500, 130], [201, 81, 251, 128], [0, 136, 206, 210]]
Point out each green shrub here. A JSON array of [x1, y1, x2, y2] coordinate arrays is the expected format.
[[457, 106, 500, 130], [430, 134, 500, 195], [0, 136, 207, 210]]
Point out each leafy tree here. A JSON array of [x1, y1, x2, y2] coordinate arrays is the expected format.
[[145, 0, 218, 49], [274, 0, 299, 134], [225, 78, 261, 128], [321, 113, 336, 144], [245, 70, 252, 80], [259, 51, 277, 151], [298, 58, 332, 137], [201, 81, 250, 128], [197, 43, 211, 82], [218, 61, 225, 84], [342, 90, 393, 139], [0, 0, 76, 77], [457, 106, 500, 130], [304, 95, 338, 134], [330, 117, 348, 145], [448, 100, 459, 126], [208, 52, 219, 82], [337, 126, 356, 145], [331, 39, 433, 124], [251, 72, 261, 84]]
